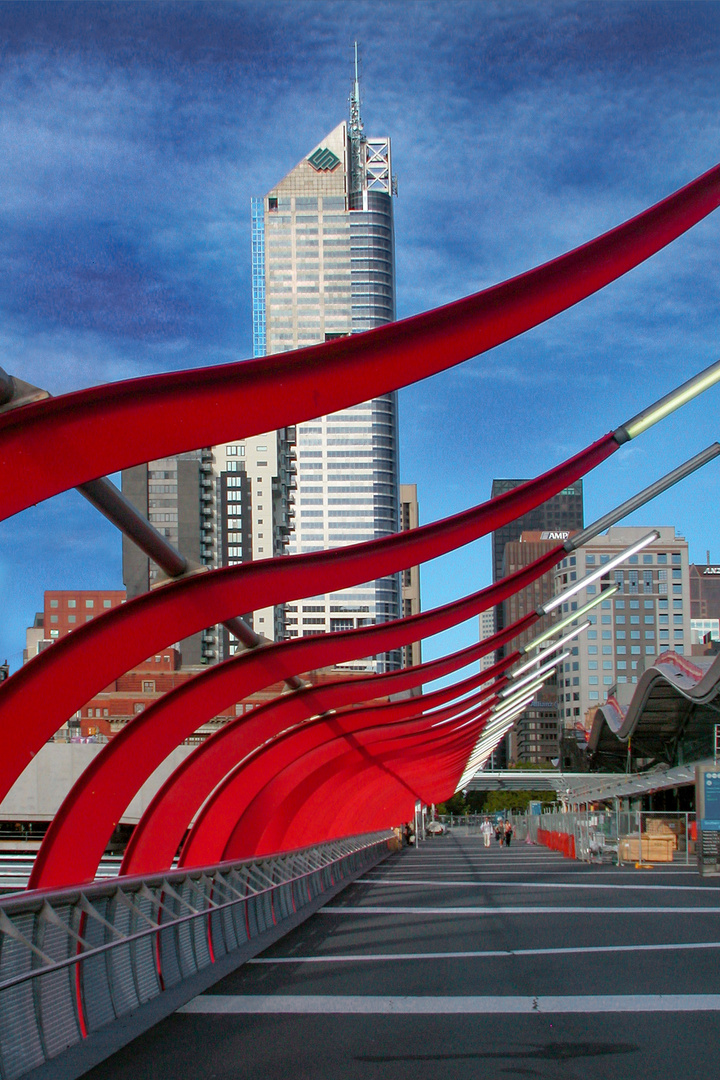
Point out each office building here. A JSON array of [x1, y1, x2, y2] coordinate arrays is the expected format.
[[251, 68, 401, 672], [500, 530, 578, 763], [489, 481, 583, 763], [553, 526, 691, 729], [478, 608, 496, 672], [122, 454, 205, 664], [24, 589, 127, 661], [690, 563, 720, 646], [399, 484, 421, 672]]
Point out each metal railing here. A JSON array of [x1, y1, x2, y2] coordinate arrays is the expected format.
[[0, 832, 393, 1080]]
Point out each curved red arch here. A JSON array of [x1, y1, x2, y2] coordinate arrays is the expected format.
[[2, 432, 612, 807], [28, 552, 553, 889], [120, 647, 519, 876], [222, 718, 484, 859], [177, 680, 499, 868], [2, 160, 717, 518]]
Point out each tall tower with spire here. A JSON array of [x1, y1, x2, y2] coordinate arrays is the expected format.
[[250, 48, 401, 672]]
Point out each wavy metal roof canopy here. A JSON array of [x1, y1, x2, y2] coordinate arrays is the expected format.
[[3, 161, 720, 890], [588, 651, 720, 770]]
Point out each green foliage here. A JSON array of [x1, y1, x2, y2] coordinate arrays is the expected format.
[[483, 789, 557, 813], [435, 792, 468, 815]]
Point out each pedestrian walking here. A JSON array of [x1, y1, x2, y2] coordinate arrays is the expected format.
[[504, 820, 515, 848], [495, 822, 504, 846], [481, 817, 493, 848]]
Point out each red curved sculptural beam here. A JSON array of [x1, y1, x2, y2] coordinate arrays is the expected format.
[[4, 433, 609, 807], [1, 161, 719, 518], [121, 646, 519, 876], [258, 722, 486, 852], [177, 678, 499, 868], [274, 743, 472, 852], [28, 552, 552, 889], [223, 718, 484, 859]]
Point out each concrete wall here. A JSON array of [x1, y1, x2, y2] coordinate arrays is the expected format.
[[0, 742, 195, 824]]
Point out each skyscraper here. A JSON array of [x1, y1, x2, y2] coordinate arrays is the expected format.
[[488, 479, 584, 764], [251, 59, 401, 672]]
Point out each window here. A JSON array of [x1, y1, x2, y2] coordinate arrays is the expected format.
[[133, 703, 145, 714], [657, 553, 667, 564], [588, 646, 598, 655], [617, 661, 627, 670], [672, 553, 681, 564], [68, 599, 76, 608], [673, 600, 683, 610], [602, 645, 612, 655], [50, 615, 58, 623], [586, 554, 596, 565], [601, 615, 611, 624], [603, 676, 614, 685], [603, 660, 613, 669], [589, 691, 599, 701], [630, 600, 639, 609], [587, 631, 597, 640], [50, 599, 58, 608], [50, 630, 58, 638], [68, 616, 76, 624], [629, 554, 638, 564], [673, 614, 683, 625], [602, 630, 611, 639], [616, 630, 626, 639], [617, 645, 626, 654], [589, 676, 598, 685], [645, 630, 655, 639], [588, 661, 598, 670], [86, 600, 94, 609], [103, 600, 111, 608], [672, 568, 682, 580], [644, 615, 654, 624], [643, 554, 653, 564], [142, 680, 155, 693]]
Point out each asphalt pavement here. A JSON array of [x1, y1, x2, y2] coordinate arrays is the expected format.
[[84, 834, 720, 1080]]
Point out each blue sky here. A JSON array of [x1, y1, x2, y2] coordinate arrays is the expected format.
[[2, 0, 720, 672]]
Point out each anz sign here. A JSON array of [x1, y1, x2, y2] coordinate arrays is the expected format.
[[703, 566, 720, 575]]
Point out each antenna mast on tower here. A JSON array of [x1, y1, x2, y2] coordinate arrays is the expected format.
[[349, 41, 366, 199]]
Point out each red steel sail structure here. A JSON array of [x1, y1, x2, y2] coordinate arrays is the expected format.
[[3, 160, 720, 890]]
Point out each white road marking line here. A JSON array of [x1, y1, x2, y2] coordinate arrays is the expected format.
[[356, 878, 718, 893], [249, 940, 720, 963], [318, 905, 720, 915], [179, 993, 720, 1015]]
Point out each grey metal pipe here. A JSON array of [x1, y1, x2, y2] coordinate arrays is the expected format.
[[565, 443, 720, 552], [80, 477, 189, 577]]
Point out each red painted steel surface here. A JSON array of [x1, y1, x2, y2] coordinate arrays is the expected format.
[[222, 718, 486, 859], [4, 432, 612, 811], [121, 648, 521, 876], [28, 555, 556, 888], [177, 678, 500, 867], [1, 160, 719, 519]]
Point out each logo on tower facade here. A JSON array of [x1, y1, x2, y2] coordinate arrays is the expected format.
[[307, 147, 340, 172]]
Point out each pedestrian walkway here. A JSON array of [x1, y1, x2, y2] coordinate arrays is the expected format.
[[86, 836, 720, 1079]]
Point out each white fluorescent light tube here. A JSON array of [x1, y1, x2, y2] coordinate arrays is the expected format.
[[491, 675, 548, 714], [499, 651, 569, 699], [618, 359, 720, 441], [526, 585, 618, 651], [543, 531, 658, 614], [511, 622, 590, 679]]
